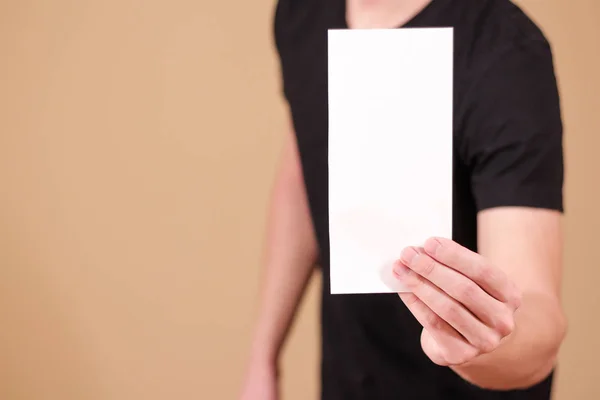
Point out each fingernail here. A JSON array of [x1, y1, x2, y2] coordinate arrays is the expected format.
[[400, 247, 418, 265], [424, 238, 441, 256]]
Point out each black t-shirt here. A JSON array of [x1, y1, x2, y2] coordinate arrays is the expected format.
[[273, 0, 564, 399]]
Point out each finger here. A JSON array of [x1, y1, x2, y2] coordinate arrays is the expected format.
[[420, 329, 479, 367], [394, 262, 502, 354], [423, 237, 521, 309], [400, 247, 515, 337], [398, 293, 478, 366]]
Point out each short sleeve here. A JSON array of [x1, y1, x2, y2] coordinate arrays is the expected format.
[[460, 39, 564, 212]]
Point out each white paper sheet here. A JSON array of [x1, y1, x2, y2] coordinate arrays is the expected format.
[[327, 27, 453, 295]]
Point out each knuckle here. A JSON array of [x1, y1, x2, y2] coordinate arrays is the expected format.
[[439, 348, 456, 364], [441, 302, 461, 324], [456, 281, 477, 302], [419, 256, 437, 277], [425, 312, 444, 331], [444, 346, 477, 366], [456, 350, 476, 365], [401, 293, 420, 306], [494, 311, 515, 337], [413, 275, 427, 290], [475, 264, 494, 282], [508, 286, 523, 310], [477, 332, 501, 354], [403, 272, 422, 290]]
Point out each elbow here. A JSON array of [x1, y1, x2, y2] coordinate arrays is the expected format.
[[509, 346, 562, 391], [485, 307, 568, 391], [517, 307, 568, 389], [553, 305, 568, 352], [502, 348, 562, 391], [538, 303, 568, 376], [462, 304, 568, 391]]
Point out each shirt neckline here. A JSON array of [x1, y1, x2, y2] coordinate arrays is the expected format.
[[342, 0, 439, 30]]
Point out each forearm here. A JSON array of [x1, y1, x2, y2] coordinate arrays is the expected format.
[[248, 136, 318, 364], [249, 231, 315, 365], [452, 291, 566, 390]]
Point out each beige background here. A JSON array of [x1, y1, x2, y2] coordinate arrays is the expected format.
[[0, 0, 598, 399]]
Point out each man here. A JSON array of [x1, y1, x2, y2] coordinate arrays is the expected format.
[[240, 0, 566, 399]]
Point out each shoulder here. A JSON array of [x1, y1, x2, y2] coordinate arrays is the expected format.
[[273, 0, 339, 101], [453, 1, 561, 136], [273, 0, 339, 53], [454, 0, 555, 81]]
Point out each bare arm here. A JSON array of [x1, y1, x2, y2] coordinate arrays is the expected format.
[[247, 121, 318, 366], [451, 207, 566, 389], [395, 208, 565, 390]]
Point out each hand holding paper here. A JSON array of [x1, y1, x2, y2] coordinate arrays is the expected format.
[[394, 237, 522, 366]]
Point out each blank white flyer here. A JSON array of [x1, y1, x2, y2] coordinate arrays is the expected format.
[[327, 27, 454, 294]]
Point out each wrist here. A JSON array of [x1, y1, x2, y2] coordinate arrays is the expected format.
[[248, 339, 280, 367]]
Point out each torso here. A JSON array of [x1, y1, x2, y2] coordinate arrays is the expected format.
[[273, 0, 558, 398]]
